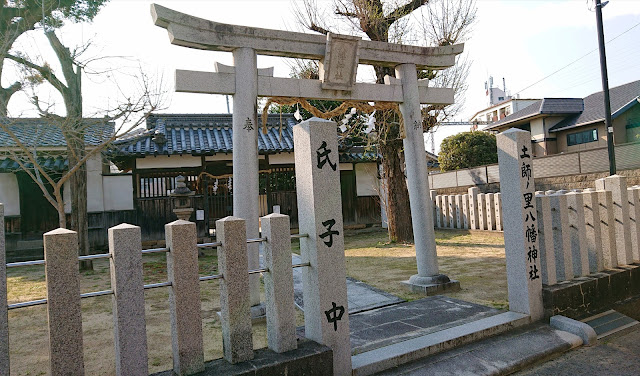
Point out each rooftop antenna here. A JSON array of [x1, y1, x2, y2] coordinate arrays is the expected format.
[[503, 78, 506, 94], [488, 76, 494, 105]]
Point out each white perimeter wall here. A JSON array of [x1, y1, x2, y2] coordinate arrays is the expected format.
[[0, 173, 20, 216], [136, 155, 202, 169], [63, 154, 134, 213], [102, 174, 134, 211], [355, 163, 379, 196], [87, 154, 104, 212]]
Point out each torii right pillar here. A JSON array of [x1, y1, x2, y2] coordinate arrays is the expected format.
[[397, 63, 460, 294]]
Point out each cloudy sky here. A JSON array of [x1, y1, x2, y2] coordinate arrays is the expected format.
[[5, 0, 640, 152]]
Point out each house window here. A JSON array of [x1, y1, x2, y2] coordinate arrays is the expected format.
[[626, 118, 640, 129], [567, 129, 598, 146]]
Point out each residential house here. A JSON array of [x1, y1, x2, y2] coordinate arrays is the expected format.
[[0, 118, 133, 260], [482, 80, 640, 157], [469, 97, 539, 126]]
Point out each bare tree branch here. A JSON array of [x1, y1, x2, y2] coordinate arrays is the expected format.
[[385, 0, 429, 25], [7, 149, 58, 208], [5, 54, 68, 94]]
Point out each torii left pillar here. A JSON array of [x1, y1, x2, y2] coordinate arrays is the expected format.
[[232, 47, 262, 310]]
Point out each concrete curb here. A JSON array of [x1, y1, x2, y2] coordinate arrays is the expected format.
[[374, 324, 583, 376], [551, 315, 598, 346]]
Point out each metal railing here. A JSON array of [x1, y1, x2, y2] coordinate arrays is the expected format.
[[6, 233, 309, 310]]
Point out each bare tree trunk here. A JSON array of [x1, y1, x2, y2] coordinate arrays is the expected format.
[[46, 28, 92, 270], [68, 132, 91, 270], [43, 30, 92, 270], [54, 189, 66, 228], [0, 84, 20, 116], [379, 140, 414, 243]]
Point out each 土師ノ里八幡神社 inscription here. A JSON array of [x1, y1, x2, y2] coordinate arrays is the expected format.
[[520, 144, 540, 281]]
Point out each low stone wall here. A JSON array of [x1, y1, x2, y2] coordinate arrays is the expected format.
[[434, 168, 640, 195], [542, 264, 640, 319], [151, 340, 333, 376]]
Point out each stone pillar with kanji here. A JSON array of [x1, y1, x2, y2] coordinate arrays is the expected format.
[[293, 118, 351, 375], [497, 129, 543, 321]]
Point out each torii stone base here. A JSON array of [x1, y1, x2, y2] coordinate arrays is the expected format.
[[401, 277, 460, 295]]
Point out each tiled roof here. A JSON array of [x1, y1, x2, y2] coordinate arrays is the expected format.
[[111, 113, 381, 163], [339, 148, 378, 163], [549, 80, 640, 133], [0, 118, 114, 148], [0, 156, 68, 172], [111, 113, 296, 156], [483, 98, 584, 131]]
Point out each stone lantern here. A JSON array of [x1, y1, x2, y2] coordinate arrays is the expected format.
[[171, 175, 195, 220]]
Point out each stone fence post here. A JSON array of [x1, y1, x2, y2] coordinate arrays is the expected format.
[[462, 194, 470, 229], [477, 193, 486, 230], [294, 118, 351, 375], [536, 193, 557, 285], [261, 213, 297, 353], [549, 193, 572, 281], [597, 190, 618, 269], [44, 228, 84, 374], [109, 224, 148, 376], [455, 194, 463, 229], [495, 193, 503, 231], [596, 175, 633, 265], [216, 216, 253, 363], [165, 220, 204, 375], [430, 190, 437, 227], [582, 189, 605, 273], [443, 195, 450, 228], [566, 192, 589, 277], [448, 194, 455, 228], [496, 129, 543, 321], [628, 187, 640, 262], [435, 195, 443, 228], [468, 187, 479, 230], [0, 204, 8, 374], [486, 193, 496, 231]]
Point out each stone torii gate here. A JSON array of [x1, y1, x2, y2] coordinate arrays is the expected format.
[[151, 4, 463, 303]]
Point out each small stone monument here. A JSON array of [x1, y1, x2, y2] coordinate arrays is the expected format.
[[171, 175, 195, 221]]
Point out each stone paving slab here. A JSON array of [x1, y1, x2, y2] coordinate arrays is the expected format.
[[352, 311, 531, 375], [291, 254, 404, 314], [349, 296, 501, 353]]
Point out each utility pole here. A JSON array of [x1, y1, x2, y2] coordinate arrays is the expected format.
[[595, 0, 616, 175]]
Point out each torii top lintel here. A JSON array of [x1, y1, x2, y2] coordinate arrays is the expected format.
[[151, 4, 464, 71]]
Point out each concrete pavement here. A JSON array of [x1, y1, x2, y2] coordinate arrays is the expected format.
[[515, 324, 640, 376]]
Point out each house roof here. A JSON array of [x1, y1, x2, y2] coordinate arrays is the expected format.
[[0, 118, 114, 148], [467, 98, 539, 121], [549, 80, 640, 133], [483, 98, 584, 131], [109, 113, 380, 163], [0, 156, 68, 173], [111, 113, 297, 157]]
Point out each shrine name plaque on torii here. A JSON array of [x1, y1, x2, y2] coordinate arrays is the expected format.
[[151, 4, 463, 303]]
